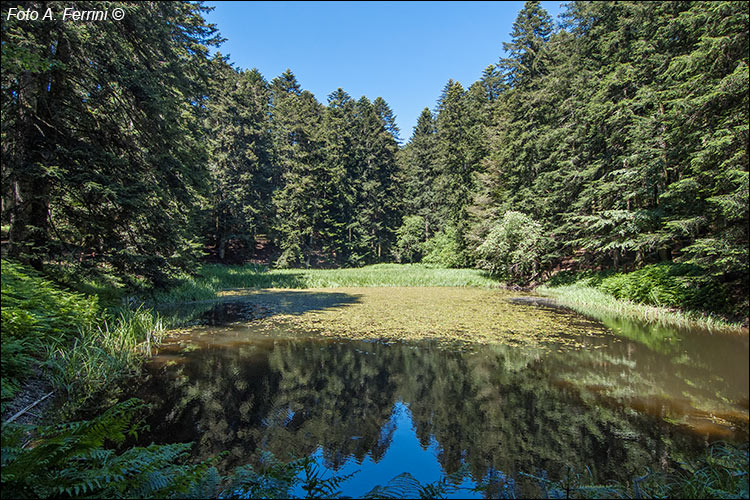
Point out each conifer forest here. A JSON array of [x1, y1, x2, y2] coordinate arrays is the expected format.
[[1, 2, 748, 499]]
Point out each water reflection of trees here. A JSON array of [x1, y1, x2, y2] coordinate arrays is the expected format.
[[137, 336, 742, 486]]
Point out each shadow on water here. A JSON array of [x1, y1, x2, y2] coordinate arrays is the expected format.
[[134, 288, 748, 497], [159, 289, 362, 326], [133, 334, 748, 497]]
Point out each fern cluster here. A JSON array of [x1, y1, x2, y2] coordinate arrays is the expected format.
[[1, 259, 99, 405], [1, 259, 166, 414], [547, 262, 735, 317], [1, 399, 210, 498]]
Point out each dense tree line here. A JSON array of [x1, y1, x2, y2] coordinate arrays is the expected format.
[[2, 1, 747, 308], [398, 1, 748, 308], [2, 1, 401, 283]]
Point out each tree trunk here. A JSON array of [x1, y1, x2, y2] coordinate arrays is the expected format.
[[218, 236, 227, 261], [8, 24, 69, 270]]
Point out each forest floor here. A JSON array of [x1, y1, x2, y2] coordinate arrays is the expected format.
[[1, 365, 54, 427]]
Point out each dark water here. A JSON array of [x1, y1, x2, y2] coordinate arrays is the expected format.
[[134, 290, 749, 497]]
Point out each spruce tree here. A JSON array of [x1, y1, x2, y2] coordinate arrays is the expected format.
[[270, 71, 325, 267], [204, 61, 274, 261], [1, 2, 221, 283]]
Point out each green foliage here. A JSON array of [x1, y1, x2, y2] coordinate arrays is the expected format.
[[269, 73, 401, 268], [42, 307, 165, 412], [1, 259, 99, 344], [1, 259, 99, 402], [598, 263, 729, 312], [422, 226, 463, 268], [544, 262, 737, 322], [392, 216, 426, 264], [1, 258, 167, 415], [1, 398, 213, 499], [445, 0, 748, 312], [364, 465, 471, 499], [525, 442, 749, 500], [0, 337, 33, 408], [1, 402, 356, 499], [476, 211, 544, 284]]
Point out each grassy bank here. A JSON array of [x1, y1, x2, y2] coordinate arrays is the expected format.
[[538, 284, 744, 334], [147, 263, 503, 304], [538, 263, 746, 334], [1, 259, 165, 417]]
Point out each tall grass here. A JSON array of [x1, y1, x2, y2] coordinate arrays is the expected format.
[[43, 306, 165, 413], [1, 259, 165, 415], [538, 284, 743, 333], [148, 263, 504, 304]]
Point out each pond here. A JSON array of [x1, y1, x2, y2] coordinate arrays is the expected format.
[[133, 287, 749, 497]]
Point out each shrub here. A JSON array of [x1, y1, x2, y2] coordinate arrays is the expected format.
[[476, 212, 544, 284], [599, 263, 729, 312], [422, 226, 463, 268], [392, 216, 426, 263]]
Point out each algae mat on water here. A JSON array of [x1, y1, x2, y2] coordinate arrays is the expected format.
[[211, 287, 613, 349]]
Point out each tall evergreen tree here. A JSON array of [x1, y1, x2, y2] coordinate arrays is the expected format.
[[499, 0, 554, 88], [433, 80, 484, 263], [204, 61, 274, 260], [350, 96, 400, 263], [397, 108, 440, 236], [1, 1, 221, 283], [270, 71, 326, 267]]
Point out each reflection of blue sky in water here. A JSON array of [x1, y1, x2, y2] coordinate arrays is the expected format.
[[292, 401, 480, 499], [137, 294, 748, 493]]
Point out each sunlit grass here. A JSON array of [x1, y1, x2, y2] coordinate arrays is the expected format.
[[148, 263, 504, 304], [538, 284, 744, 334]]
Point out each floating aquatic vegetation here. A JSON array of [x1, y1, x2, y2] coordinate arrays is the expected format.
[[199, 287, 613, 350]]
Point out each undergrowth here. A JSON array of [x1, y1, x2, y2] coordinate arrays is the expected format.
[[1, 259, 165, 415], [540, 263, 744, 333]]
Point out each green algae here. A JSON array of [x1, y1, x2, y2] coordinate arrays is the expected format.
[[209, 287, 612, 349], [155, 286, 748, 438]]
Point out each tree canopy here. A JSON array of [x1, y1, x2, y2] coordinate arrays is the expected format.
[[2, 0, 746, 313]]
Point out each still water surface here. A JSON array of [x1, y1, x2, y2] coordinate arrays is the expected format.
[[135, 288, 749, 497]]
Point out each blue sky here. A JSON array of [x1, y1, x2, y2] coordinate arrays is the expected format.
[[204, 1, 565, 142]]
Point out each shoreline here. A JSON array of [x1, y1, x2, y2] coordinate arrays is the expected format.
[[536, 283, 747, 335]]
